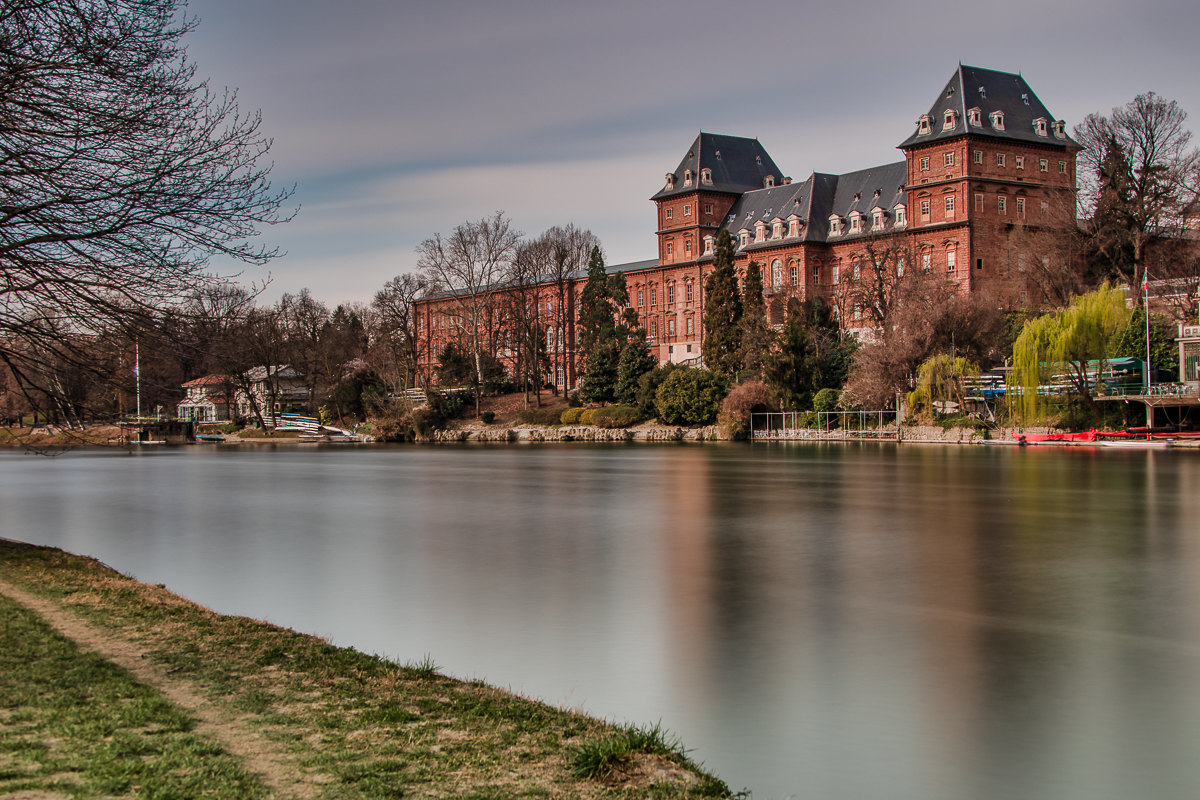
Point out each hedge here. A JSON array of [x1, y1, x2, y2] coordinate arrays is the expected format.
[[560, 407, 584, 425], [590, 405, 642, 429], [516, 407, 566, 425]]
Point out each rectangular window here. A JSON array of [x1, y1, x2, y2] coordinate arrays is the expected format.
[[686, 317, 693, 336], [813, 265, 820, 284], [947, 251, 956, 271], [1041, 159, 1049, 172], [666, 243, 672, 255], [1059, 161, 1067, 173], [637, 290, 643, 308], [976, 258, 983, 270], [921, 199, 930, 217], [556, 367, 564, 386], [1041, 200, 1048, 214], [1016, 198, 1025, 215], [650, 320, 657, 338], [897, 257, 905, 276], [684, 241, 691, 255], [945, 196, 955, 213], [973, 150, 982, 164], [704, 203, 713, 214], [790, 266, 797, 283], [668, 285, 675, 304], [975, 193, 984, 212], [922, 253, 931, 271], [945, 152, 954, 166], [832, 265, 840, 284], [920, 157, 930, 171], [1015, 156, 1025, 169], [997, 153, 1006, 167], [998, 196, 1007, 214], [665, 209, 672, 219], [686, 283, 694, 303], [651, 288, 657, 306], [684, 205, 691, 216], [668, 318, 675, 336]]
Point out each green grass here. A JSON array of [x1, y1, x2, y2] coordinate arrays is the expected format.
[[0, 593, 267, 799], [0, 540, 732, 799], [571, 722, 687, 779]]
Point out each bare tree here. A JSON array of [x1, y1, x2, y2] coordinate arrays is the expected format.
[[1075, 93, 1200, 303], [538, 225, 601, 394], [370, 273, 431, 394], [506, 240, 548, 407], [0, 0, 291, 415], [416, 212, 521, 412]]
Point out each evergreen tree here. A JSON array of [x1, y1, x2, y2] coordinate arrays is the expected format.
[[739, 260, 773, 377], [762, 312, 816, 410], [615, 333, 656, 405], [577, 246, 635, 403], [702, 230, 743, 377], [578, 246, 617, 355]]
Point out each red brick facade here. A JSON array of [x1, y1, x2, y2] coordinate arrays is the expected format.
[[414, 65, 1078, 389]]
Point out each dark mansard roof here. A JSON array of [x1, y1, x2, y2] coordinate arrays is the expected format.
[[899, 65, 1075, 149], [651, 132, 785, 201]]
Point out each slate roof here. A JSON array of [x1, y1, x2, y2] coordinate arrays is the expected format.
[[651, 132, 784, 200], [899, 65, 1075, 149]]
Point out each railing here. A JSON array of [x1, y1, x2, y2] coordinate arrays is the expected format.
[[752, 410, 898, 440]]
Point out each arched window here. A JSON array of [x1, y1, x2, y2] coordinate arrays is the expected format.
[[771, 259, 782, 287]]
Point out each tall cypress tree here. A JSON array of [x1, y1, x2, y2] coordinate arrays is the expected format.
[[615, 333, 656, 405], [578, 246, 616, 356], [739, 260, 773, 377], [702, 229, 743, 377], [578, 246, 633, 403]]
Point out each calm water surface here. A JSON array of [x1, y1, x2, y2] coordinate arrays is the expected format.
[[2, 442, 1200, 800]]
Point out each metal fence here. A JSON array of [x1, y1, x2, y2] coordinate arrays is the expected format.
[[752, 410, 898, 440]]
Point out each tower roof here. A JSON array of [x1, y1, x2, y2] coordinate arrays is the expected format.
[[651, 132, 784, 200], [899, 65, 1075, 149]]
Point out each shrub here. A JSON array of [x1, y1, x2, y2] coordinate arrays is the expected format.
[[717, 412, 749, 441], [635, 363, 680, 418], [560, 407, 583, 425], [480, 410, 495, 424], [568, 391, 582, 408], [217, 422, 240, 434], [813, 388, 840, 414], [655, 369, 728, 425], [720, 380, 775, 422], [579, 408, 596, 425], [516, 407, 565, 426], [591, 405, 642, 428]]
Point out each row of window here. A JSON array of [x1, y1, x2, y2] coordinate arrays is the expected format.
[[635, 282, 696, 308], [664, 202, 715, 221], [919, 152, 1067, 173], [917, 109, 1067, 138]]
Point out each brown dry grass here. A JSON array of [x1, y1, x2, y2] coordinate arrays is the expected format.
[[0, 539, 731, 800]]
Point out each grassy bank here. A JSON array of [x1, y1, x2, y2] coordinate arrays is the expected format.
[[0, 540, 732, 799]]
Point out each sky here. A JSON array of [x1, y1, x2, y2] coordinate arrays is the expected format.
[[182, 0, 1200, 307]]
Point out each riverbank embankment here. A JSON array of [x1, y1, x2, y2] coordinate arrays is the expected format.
[[0, 538, 732, 799]]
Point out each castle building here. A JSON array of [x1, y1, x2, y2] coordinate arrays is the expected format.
[[415, 65, 1079, 390]]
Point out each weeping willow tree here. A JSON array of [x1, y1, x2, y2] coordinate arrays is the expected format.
[[906, 354, 980, 418], [1010, 284, 1130, 421]]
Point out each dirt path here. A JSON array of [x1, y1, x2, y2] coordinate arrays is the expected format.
[[0, 579, 314, 800]]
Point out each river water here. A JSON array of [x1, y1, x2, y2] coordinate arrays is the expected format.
[[2, 442, 1199, 799]]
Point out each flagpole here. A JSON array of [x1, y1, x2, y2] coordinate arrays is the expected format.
[[1144, 268, 1152, 392], [135, 340, 141, 422]]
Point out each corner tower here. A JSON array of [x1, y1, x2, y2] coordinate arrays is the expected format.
[[899, 65, 1078, 292], [651, 133, 784, 267]]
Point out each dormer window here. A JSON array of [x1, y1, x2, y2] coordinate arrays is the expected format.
[[1021, 93, 1029, 105], [764, 175, 775, 188], [684, 169, 693, 187], [1053, 120, 1067, 139], [943, 109, 957, 131], [665, 173, 675, 190], [738, 230, 750, 248], [894, 205, 907, 227], [918, 115, 932, 136], [829, 215, 842, 236], [990, 111, 1005, 131], [872, 208, 885, 229], [1034, 117, 1048, 137], [968, 107, 982, 127], [754, 221, 766, 243], [848, 211, 863, 233], [772, 220, 783, 239], [700, 168, 713, 185], [703, 236, 714, 255], [787, 215, 800, 237]]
